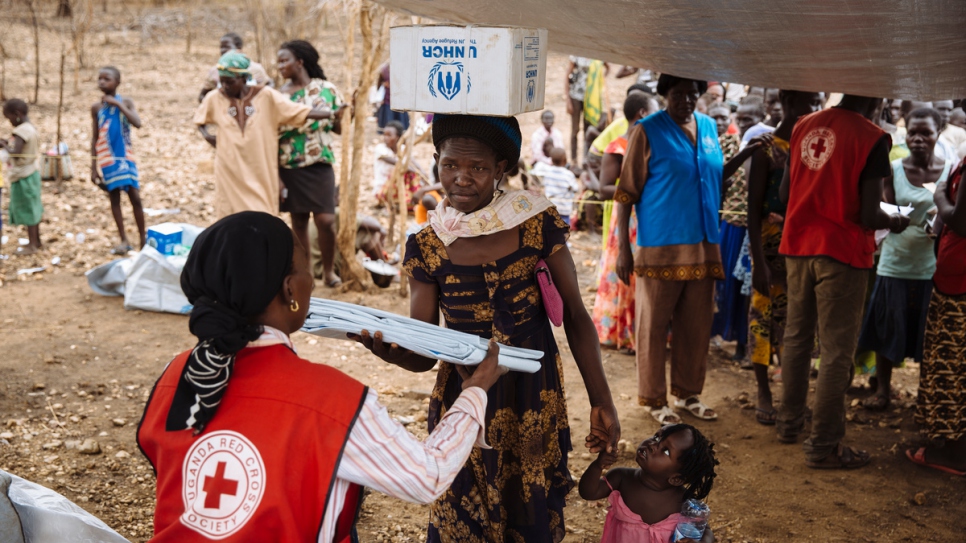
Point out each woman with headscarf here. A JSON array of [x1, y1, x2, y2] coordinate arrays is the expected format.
[[195, 51, 334, 218], [614, 74, 764, 426], [357, 114, 620, 542], [276, 40, 345, 288], [138, 212, 505, 543]]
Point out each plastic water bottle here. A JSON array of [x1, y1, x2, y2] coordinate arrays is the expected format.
[[672, 499, 710, 542]]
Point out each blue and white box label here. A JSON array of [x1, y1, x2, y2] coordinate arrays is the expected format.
[[391, 25, 548, 116]]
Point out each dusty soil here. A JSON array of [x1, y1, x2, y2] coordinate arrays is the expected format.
[[1, 5, 964, 543]]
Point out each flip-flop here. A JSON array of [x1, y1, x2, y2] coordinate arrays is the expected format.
[[110, 244, 133, 256], [325, 277, 343, 288], [674, 397, 718, 421], [756, 407, 778, 425], [905, 447, 966, 476]]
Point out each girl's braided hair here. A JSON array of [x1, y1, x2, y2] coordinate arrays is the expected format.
[[662, 423, 719, 501]]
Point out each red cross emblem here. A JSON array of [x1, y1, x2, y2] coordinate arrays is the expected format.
[[810, 138, 828, 159], [801, 128, 836, 170], [203, 461, 239, 509], [181, 430, 266, 539]]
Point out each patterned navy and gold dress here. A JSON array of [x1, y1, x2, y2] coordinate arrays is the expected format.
[[403, 208, 573, 543]]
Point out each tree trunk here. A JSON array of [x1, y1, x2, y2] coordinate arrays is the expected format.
[[335, 2, 367, 290], [56, 0, 71, 17], [25, 0, 40, 104], [185, 5, 192, 54], [55, 49, 66, 193]]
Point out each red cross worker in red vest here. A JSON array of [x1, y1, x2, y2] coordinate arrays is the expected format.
[[138, 212, 506, 543], [776, 95, 910, 469]]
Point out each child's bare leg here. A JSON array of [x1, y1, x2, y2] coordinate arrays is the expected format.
[[109, 189, 129, 246], [128, 187, 146, 248], [25, 224, 42, 252]]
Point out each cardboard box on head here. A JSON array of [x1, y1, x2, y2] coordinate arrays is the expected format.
[[390, 25, 548, 117]]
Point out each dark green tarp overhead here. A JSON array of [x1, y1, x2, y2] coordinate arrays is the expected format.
[[375, 0, 966, 100]]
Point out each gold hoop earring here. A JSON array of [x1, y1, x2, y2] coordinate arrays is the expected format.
[[289, 300, 299, 312]]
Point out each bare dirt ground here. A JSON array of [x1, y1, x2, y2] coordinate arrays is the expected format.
[[1, 6, 964, 543]]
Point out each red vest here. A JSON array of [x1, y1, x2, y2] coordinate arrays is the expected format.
[[779, 108, 887, 268], [138, 345, 367, 543], [935, 161, 966, 295]]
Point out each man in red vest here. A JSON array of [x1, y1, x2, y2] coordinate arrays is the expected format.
[[777, 95, 910, 469]]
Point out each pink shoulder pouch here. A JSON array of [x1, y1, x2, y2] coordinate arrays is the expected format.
[[535, 259, 564, 327]]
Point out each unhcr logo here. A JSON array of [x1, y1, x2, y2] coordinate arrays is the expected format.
[[428, 61, 471, 101], [422, 45, 478, 59]]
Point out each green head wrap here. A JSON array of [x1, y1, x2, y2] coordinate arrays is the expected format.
[[216, 51, 252, 79]]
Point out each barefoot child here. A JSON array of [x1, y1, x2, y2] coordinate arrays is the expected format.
[[579, 424, 718, 543], [0, 99, 43, 255], [90, 66, 145, 255]]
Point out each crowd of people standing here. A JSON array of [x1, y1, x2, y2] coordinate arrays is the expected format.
[[575, 72, 965, 475]]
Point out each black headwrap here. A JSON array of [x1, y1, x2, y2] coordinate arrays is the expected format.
[[166, 212, 294, 432], [432, 114, 522, 166]]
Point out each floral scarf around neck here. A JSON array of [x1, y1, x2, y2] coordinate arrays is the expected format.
[[428, 189, 554, 246]]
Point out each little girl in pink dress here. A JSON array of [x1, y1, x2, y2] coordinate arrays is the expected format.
[[578, 424, 719, 543]]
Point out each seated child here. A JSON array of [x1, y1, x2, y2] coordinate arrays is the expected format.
[[578, 424, 718, 543], [373, 120, 431, 211], [531, 147, 579, 225]]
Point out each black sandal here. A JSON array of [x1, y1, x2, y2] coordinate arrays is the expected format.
[[756, 407, 778, 425], [806, 443, 871, 470]]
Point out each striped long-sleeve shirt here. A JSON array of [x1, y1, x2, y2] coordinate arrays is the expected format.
[[250, 327, 487, 542], [318, 387, 488, 542]]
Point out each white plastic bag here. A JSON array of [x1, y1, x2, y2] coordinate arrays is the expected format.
[[123, 245, 192, 314], [3, 470, 130, 543], [85, 258, 134, 297]]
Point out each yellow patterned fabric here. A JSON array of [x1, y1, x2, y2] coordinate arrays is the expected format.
[[404, 209, 574, 543]]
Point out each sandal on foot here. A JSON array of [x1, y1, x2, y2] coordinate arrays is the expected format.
[[756, 407, 778, 425], [861, 394, 890, 411], [645, 406, 682, 426], [111, 244, 133, 256], [674, 396, 718, 421], [905, 447, 966, 476], [806, 443, 871, 470], [325, 277, 343, 288], [739, 358, 754, 370]]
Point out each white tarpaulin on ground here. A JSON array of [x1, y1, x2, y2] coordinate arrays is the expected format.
[[374, 0, 966, 100]]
